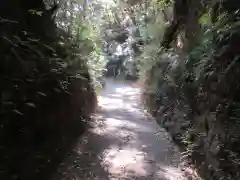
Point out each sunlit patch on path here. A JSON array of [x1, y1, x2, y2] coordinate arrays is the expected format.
[[52, 79, 191, 180]]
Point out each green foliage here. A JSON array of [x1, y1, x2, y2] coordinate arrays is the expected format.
[[28, 9, 43, 16], [199, 12, 211, 25], [0, 33, 89, 116], [184, 27, 213, 82], [137, 0, 240, 178], [0, 0, 107, 115], [55, 0, 108, 89]]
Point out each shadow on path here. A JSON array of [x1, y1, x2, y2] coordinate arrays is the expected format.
[[52, 79, 188, 180]]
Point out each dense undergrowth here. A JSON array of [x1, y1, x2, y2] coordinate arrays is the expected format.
[[0, 0, 100, 179], [137, 0, 240, 179]]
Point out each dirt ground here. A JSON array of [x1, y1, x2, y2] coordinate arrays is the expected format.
[[51, 79, 193, 180]]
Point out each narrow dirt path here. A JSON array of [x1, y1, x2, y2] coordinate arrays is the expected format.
[[52, 79, 190, 180]]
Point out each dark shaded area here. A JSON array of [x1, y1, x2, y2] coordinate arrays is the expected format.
[[0, 0, 97, 179]]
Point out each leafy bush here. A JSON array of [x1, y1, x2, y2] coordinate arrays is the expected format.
[[0, 1, 100, 178]]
